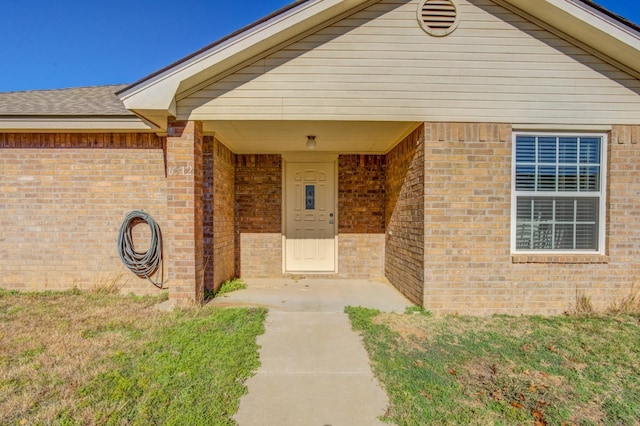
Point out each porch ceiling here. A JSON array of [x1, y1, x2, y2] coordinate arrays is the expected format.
[[203, 120, 418, 154]]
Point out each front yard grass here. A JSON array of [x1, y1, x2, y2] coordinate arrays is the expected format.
[[0, 289, 265, 425], [347, 307, 640, 426]]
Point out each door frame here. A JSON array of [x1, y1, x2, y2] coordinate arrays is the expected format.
[[281, 153, 339, 274]]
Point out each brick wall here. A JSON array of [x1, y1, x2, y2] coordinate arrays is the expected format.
[[203, 137, 215, 290], [385, 126, 425, 305], [422, 123, 640, 315], [605, 125, 640, 301], [338, 155, 386, 277], [5, 122, 637, 314], [212, 138, 236, 291], [166, 121, 204, 305], [0, 133, 167, 294], [0, 133, 162, 149], [338, 234, 385, 278], [239, 233, 283, 277], [338, 155, 385, 233], [423, 123, 511, 314], [235, 154, 282, 276]]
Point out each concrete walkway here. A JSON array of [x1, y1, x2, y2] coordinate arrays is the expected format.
[[209, 278, 412, 426]]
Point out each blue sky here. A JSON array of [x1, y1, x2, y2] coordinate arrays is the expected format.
[[0, 0, 638, 92]]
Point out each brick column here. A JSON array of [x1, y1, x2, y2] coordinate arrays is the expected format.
[[166, 120, 205, 306]]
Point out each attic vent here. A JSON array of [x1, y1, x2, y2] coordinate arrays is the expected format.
[[418, 0, 460, 37]]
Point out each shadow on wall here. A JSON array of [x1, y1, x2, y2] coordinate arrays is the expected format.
[[384, 126, 426, 306], [469, 0, 640, 96], [338, 154, 386, 235]]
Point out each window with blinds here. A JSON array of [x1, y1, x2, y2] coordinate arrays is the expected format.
[[512, 134, 606, 252]]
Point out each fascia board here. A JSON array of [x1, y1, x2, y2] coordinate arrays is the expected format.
[[0, 117, 158, 132], [500, 0, 640, 76], [119, 0, 370, 112]]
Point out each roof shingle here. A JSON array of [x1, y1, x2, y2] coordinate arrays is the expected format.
[[0, 84, 132, 116]]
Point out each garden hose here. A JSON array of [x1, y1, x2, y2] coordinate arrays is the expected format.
[[117, 210, 164, 289]]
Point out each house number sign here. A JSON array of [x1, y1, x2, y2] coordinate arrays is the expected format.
[[168, 164, 193, 176]]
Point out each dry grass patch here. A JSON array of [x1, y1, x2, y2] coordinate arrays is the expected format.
[[0, 288, 265, 425], [373, 313, 430, 345], [607, 284, 640, 316], [348, 307, 640, 426], [0, 289, 165, 424], [573, 282, 640, 317]]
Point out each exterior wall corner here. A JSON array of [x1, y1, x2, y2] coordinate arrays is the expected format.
[[166, 120, 205, 305], [385, 125, 426, 305]]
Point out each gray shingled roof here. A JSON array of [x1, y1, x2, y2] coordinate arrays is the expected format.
[[0, 84, 133, 116]]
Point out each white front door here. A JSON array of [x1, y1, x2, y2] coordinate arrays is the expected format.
[[284, 161, 336, 272]]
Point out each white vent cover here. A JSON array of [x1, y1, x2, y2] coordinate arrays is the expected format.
[[418, 0, 460, 37]]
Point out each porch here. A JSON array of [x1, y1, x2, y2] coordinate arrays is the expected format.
[[164, 119, 425, 307]]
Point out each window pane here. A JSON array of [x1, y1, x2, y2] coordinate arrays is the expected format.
[[513, 134, 603, 253], [555, 199, 575, 222], [537, 166, 556, 191], [305, 185, 315, 210], [516, 224, 532, 250], [538, 137, 557, 163], [516, 136, 536, 162], [517, 198, 533, 220], [532, 223, 553, 249], [533, 199, 553, 221], [576, 224, 598, 250], [576, 198, 598, 222], [559, 137, 578, 164], [580, 166, 600, 192], [555, 224, 574, 249], [558, 166, 578, 191], [580, 138, 601, 164], [515, 196, 599, 251], [516, 166, 535, 190]]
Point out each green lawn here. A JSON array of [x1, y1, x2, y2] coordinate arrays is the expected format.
[[0, 289, 265, 425], [347, 307, 640, 426], [4, 286, 639, 425]]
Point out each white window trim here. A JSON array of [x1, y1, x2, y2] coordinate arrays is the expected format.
[[510, 132, 608, 255]]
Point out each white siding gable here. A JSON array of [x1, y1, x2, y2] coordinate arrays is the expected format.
[[178, 0, 640, 125]]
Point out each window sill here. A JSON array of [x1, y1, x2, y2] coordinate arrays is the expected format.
[[511, 254, 609, 264]]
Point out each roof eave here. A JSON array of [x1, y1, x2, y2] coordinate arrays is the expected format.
[[115, 0, 312, 95], [117, 0, 640, 128], [0, 116, 159, 132], [117, 0, 374, 125]]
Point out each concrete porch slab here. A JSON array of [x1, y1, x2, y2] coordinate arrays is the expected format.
[[208, 278, 413, 313]]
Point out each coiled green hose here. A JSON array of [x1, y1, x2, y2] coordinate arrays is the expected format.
[[117, 210, 164, 289]]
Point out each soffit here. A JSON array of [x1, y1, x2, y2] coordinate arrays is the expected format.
[[206, 120, 418, 154]]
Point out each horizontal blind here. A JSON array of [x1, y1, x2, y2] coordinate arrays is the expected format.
[[516, 197, 598, 250], [514, 135, 602, 251], [515, 136, 601, 193]]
